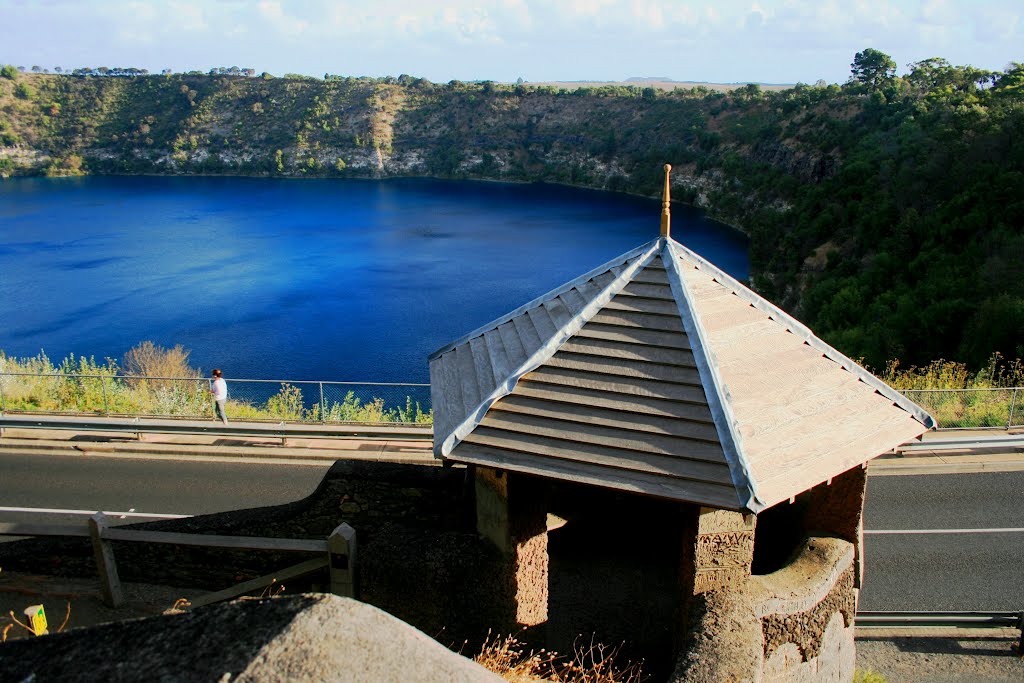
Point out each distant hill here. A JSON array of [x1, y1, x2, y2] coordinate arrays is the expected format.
[[530, 78, 794, 92], [1, 58, 1021, 370]]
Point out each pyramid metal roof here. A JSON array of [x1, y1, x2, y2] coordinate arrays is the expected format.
[[428, 216, 934, 515]]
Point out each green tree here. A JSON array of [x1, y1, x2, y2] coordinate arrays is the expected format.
[[0, 64, 18, 80], [850, 48, 896, 89]]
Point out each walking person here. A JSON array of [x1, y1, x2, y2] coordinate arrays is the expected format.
[[209, 368, 229, 425]]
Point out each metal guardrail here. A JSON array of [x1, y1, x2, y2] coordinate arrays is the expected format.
[[0, 413, 433, 442], [896, 434, 1024, 454], [856, 611, 1024, 654], [856, 610, 1024, 628], [0, 372, 431, 425]]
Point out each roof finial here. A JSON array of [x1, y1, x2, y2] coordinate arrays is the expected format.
[[660, 163, 672, 238]]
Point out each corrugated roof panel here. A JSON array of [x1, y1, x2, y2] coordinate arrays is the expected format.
[[463, 430, 730, 486], [469, 418, 726, 469], [523, 366, 711, 404], [491, 394, 718, 440], [513, 381, 715, 423], [496, 320, 527, 364], [617, 281, 677, 300], [482, 328, 512, 384], [546, 351, 703, 384], [575, 321, 692, 349], [589, 309, 686, 332], [453, 444, 743, 509], [469, 335, 497, 395], [559, 337, 697, 366]]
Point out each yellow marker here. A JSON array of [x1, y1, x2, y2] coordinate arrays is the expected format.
[[24, 604, 48, 635]]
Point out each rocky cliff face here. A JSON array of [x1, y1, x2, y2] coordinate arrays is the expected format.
[[0, 74, 840, 236]]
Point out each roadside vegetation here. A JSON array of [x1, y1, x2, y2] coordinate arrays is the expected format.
[[879, 353, 1024, 428], [0, 343, 432, 424], [1, 49, 1021, 379], [1, 343, 1020, 429]]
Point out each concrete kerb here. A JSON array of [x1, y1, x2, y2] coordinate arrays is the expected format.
[[0, 428, 437, 466], [2, 427, 1023, 474], [867, 427, 1024, 475]]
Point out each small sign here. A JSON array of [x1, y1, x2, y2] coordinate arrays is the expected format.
[[24, 604, 47, 635]]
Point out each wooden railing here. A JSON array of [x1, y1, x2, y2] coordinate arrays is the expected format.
[[0, 512, 356, 609]]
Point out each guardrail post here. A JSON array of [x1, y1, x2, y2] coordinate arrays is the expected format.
[[88, 512, 124, 608], [1017, 610, 1023, 657], [327, 523, 357, 599]]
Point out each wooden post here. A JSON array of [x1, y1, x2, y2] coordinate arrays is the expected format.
[[88, 512, 124, 608], [327, 523, 357, 599], [1018, 610, 1023, 657], [660, 163, 672, 237]]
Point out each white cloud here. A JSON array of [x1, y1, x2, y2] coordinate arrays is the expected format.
[[0, 0, 1019, 85], [256, 0, 309, 37]]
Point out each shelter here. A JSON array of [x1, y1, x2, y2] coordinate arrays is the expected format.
[[428, 165, 934, 682]]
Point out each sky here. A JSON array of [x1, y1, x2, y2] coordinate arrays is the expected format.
[[1, 0, 1021, 85]]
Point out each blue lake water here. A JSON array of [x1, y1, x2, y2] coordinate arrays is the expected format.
[[0, 176, 748, 382]]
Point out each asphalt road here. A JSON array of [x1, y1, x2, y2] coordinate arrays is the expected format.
[[0, 452, 332, 526], [1, 451, 1022, 612], [859, 470, 1024, 611]]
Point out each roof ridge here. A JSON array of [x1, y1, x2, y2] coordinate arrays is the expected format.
[[663, 239, 762, 512]]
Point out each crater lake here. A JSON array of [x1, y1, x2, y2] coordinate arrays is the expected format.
[[0, 176, 748, 383]]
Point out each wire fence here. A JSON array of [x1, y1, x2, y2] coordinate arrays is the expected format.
[[0, 372, 432, 425], [901, 387, 1022, 430], [1, 370, 1021, 430]]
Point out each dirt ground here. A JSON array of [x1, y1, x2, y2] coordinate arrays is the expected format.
[[855, 629, 1024, 682], [0, 571, 200, 642], [2, 571, 1022, 682]]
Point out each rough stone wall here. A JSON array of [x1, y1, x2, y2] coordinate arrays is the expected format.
[[672, 537, 857, 683], [0, 461, 511, 646], [760, 567, 856, 661], [803, 466, 868, 586]]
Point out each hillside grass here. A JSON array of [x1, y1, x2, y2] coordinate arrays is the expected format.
[[0, 343, 432, 425]]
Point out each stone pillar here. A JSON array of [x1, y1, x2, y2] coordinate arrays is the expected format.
[[682, 507, 756, 596], [676, 506, 756, 658], [804, 465, 868, 588], [475, 467, 549, 627]]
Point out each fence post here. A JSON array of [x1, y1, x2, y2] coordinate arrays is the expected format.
[[88, 512, 124, 608], [327, 522, 357, 599], [0, 373, 7, 413], [319, 382, 326, 424], [101, 376, 109, 415], [1008, 388, 1019, 430]]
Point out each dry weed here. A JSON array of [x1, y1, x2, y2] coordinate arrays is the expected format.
[[475, 631, 644, 683]]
